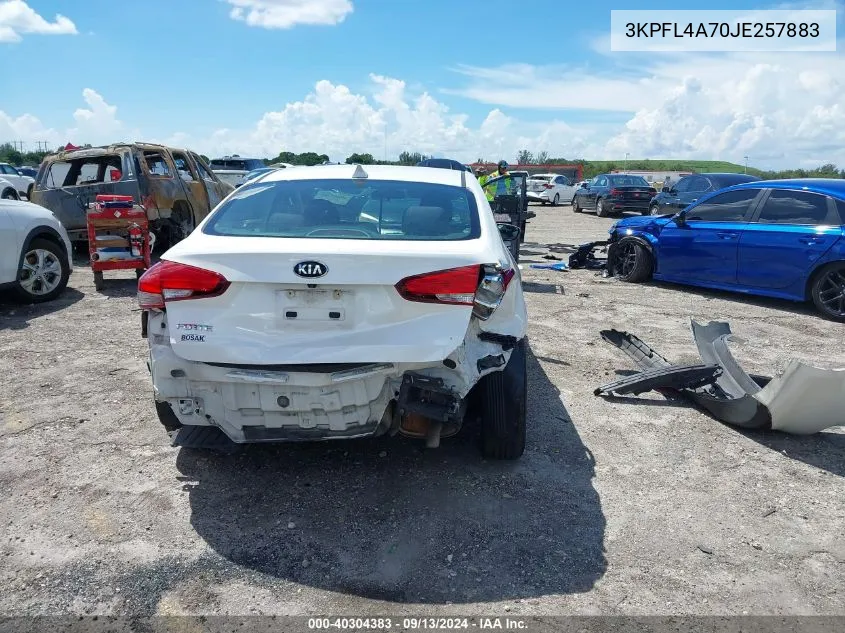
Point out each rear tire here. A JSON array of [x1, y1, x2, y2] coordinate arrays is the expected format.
[[613, 239, 653, 283], [596, 198, 609, 217], [552, 193, 560, 207], [479, 338, 527, 460], [572, 197, 581, 213], [27, 183, 34, 200], [649, 204, 660, 216]]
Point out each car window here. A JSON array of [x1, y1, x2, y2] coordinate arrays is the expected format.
[[204, 179, 480, 242], [756, 190, 839, 226], [555, 176, 568, 185], [1, 165, 16, 175], [685, 189, 760, 222], [608, 176, 649, 187], [192, 155, 217, 183], [530, 176, 552, 182], [42, 155, 123, 187], [672, 178, 690, 194], [144, 152, 171, 177], [686, 176, 710, 193], [597, 176, 608, 187], [171, 152, 198, 182]]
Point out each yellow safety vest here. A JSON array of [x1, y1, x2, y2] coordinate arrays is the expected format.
[[483, 170, 511, 201]]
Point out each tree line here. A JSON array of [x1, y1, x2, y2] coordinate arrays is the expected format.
[[4, 142, 844, 181]]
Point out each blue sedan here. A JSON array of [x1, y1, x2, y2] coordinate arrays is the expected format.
[[604, 179, 845, 321]]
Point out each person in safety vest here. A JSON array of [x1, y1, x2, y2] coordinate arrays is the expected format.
[[483, 160, 512, 201], [475, 165, 488, 185]]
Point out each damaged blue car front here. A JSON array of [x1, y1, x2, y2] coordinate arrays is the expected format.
[[572, 179, 845, 321]]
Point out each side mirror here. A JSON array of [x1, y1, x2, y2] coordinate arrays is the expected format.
[[580, 183, 589, 189], [674, 212, 687, 226], [661, 186, 670, 193], [497, 223, 520, 242]]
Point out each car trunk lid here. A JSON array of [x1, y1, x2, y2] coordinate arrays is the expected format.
[[159, 237, 487, 365]]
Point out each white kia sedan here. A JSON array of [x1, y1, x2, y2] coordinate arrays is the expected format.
[[526, 173, 576, 206], [139, 164, 528, 459]]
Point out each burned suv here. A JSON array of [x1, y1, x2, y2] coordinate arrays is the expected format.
[[30, 143, 234, 250]]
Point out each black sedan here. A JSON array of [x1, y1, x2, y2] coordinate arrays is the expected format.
[[648, 172, 761, 216], [572, 174, 656, 217]]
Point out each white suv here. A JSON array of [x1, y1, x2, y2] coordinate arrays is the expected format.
[[0, 163, 36, 200], [139, 165, 529, 459]]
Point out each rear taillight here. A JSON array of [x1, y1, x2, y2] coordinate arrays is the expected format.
[[395, 265, 480, 305], [395, 264, 515, 320], [137, 260, 230, 310], [543, 183, 554, 189], [610, 188, 621, 196]]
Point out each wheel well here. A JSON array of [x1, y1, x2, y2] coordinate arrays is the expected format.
[[805, 260, 844, 300], [2, 186, 17, 198], [25, 230, 66, 254]]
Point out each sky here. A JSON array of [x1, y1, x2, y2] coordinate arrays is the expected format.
[[0, 0, 844, 169]]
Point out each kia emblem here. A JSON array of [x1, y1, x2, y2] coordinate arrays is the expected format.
[[294, 260, 328, 279]]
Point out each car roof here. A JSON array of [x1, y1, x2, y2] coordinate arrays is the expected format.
[[732, 178, 845, 200], [260, 163, 467, 187]]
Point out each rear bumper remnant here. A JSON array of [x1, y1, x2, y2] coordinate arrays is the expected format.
[[596, 319, 845, 434]]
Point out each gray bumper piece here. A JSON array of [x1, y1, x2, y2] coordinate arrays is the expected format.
[[598, 320, 845, 434]]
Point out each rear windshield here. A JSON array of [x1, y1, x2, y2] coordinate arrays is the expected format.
[[529, 176, 552, 182], [203, 178, 480, 241], [40, 154, 125, 188], [210, 159, 263, 171], [608, 175, 650, 187]]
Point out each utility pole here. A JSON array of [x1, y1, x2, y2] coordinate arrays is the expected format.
[[744, 155, 749, 174]]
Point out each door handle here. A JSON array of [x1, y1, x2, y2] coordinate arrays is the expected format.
[[798, 237, 824, 245], [716, 232, 738, 239]]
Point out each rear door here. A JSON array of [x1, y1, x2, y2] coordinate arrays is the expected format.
[[737, 189, 842, 290], [656, 188, 763, 284], [170, 151, 210, 223]]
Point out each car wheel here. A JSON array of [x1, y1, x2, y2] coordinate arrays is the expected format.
[[596, 198, 609, 217], [649, 205, 660, 216], [810, 262, 845, 322], [572, 197, 581, 213], [612, 239, 653, 283], [1, 187, 18, 200], [479, 338, 527, 460], [14, 238, 70, 303], [552, 193, 560, 206]]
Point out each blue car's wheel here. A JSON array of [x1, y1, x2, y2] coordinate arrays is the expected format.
[[811, 263, 845, 322], [613, 239, 653, 283]]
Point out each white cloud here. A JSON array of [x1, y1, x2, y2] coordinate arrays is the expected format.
[[0, 88, 137, 151], [0, 0, 77, 43], [192, 75, 589, 163], [225, 0, 352, 29]]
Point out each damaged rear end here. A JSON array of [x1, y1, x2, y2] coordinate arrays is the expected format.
[[139, 168, 527, 453]]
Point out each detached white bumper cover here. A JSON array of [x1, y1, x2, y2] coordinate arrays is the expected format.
[[753, 362, 845, 434]]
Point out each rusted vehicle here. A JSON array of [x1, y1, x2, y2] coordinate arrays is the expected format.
[[30, 143, 234, 249]]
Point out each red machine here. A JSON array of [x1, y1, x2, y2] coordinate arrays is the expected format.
[[86, 194, 151, 291]]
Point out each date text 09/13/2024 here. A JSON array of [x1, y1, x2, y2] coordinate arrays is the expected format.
[[307, 617, 528, 630]]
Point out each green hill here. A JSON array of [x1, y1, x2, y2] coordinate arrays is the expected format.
[[581, 159, 759, 178]]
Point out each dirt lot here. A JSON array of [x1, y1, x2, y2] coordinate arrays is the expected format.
[[1, 204, 843, 618]]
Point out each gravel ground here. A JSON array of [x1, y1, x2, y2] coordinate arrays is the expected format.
[[0, 203, 843, 618]]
